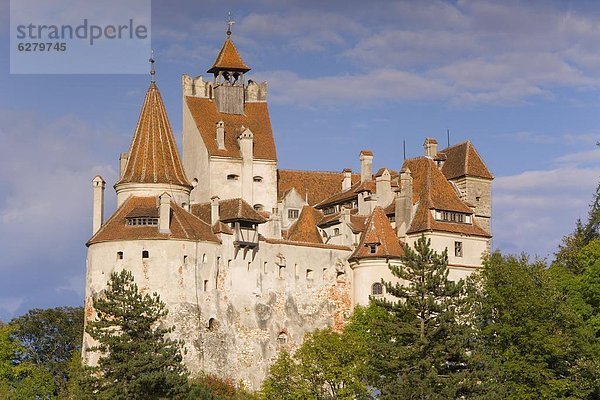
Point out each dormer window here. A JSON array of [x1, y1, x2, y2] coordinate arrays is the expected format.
[[125, 207, 159, 226], [436, 211, 468, 224], [227, 174, 239, 181], [368, 243, 377, 254]]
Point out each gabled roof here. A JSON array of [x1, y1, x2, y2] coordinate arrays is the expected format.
[[403, 157, 473, 214], [207, 37, 251, 73], [191, 198, 267, 224], [440, 141, 493, 180], [88, 196, 220, 245], [278, 169, 360, 206], [349, 207, 404, 261], [185, 97, 277, 161], [117, 83, 191, 188], [286, 206, 324, 244]]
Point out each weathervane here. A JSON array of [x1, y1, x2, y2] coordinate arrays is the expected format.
[[226, 12, 235, 37], [149, 49, 155, 83]]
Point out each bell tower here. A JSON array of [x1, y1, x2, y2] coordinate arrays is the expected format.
[[207, 15, 251, 115]]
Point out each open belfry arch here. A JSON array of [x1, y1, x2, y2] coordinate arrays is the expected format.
[[84, 17, 493, 390]]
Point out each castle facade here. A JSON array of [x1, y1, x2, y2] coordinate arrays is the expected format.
[[83, 31, 493, 389]]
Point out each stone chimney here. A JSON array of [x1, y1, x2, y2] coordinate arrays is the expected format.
[[92, 176, 106, 235], [375, 168, 393, 207], [424, 138, 438, 158], [395, 167, 413, 239], [238, 127, 254, 202], [159, 192, 171, 234], [216, 120, 225, 150], [342, 168, 352, 191], [211, 195, 220, 225], [119, 153, 128, 178], [359, 150, 373, 183]]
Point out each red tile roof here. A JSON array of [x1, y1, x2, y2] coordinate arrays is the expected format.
[[190, 198, 267, 224], [207, 37, 251, 73], [278, 169, 360, 206], [406, 203, 491, 237], [286, 206, 324, 244], [88, 196, 220, 245], [117, 83, 191, 188], [440, 141, 493, 180], [263, 237, 351, 251], [185, 97, 277, 161], [350, 207, 404, 261], [403, 157, 473, 214]]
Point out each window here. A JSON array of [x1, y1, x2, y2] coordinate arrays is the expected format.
[[116, 251, 123, 260], [476, 196, 481, 202], [371, 282, 384, 296], [203, 280, 208, 291], [142, 250, 149, 259], [208, 318, 218, 331], [438, 211, 465, 223], [369, 244, 377, 254], [183, 255, 188, 264], [279, 265, 286, 279], [455, 241, 463, 257], [227, 174, 239, 181], [253, 204, 264, 211], [333, 228, 340, 236], [306, 269, 314, 280], [126, 217, 158, 226], [323, 207, 335, 215], [288, 209, 299, 219], [277, 332, 288, 345], [253, 176, 263, 182]]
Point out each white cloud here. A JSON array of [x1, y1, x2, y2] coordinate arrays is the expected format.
[[493, 165, 600, 258]]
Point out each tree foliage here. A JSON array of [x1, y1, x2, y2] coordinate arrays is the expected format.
[[372, 235, 473, 399], [263, 328, 370, 400], [84, 269, 189, 399]]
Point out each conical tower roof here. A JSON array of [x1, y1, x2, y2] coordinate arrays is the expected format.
[[207, 37, 251, 73], [117, 82, 192, 188], [350, 206, 404, 261]]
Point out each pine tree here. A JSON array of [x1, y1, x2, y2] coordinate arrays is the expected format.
[[85, 269, 188, 400], [373, 235, 473, 399]]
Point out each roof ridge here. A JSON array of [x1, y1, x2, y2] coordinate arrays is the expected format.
[[440, 140, 470, 151]]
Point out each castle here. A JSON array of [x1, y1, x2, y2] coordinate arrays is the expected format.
[[83, 29, 493, 389]]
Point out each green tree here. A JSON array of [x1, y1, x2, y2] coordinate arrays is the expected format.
[[474, 252, 593, 399], [11, 306, 83, 395], [0, 323, 56, 399], [373, 235, 473, 399], [85, 269, 189, 399], [263, 328, 369, 400]]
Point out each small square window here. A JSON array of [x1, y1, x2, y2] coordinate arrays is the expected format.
[[288, 209, 299, 219], [116, 251, 124, 260], [454, 242, 463, 257], [142, 250, 149, 259]]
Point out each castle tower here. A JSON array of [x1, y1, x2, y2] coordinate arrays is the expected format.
[[182, 24, 277, 226], [349, 206, 404, 306], [115, 79, 192, 207]]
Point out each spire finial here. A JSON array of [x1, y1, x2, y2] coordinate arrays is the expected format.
[[226, 12, 235, 37], [149, 49, 155, 83]]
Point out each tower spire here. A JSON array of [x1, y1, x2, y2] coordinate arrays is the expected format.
[[149, 49, 155, 83], [226, 12, 235, 37]]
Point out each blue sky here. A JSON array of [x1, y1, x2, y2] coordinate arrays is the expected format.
[[1, 0, 599, 320]]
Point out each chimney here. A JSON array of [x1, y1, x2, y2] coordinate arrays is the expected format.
[[238, 127, 254, 202], [359, 150, 373, 183], [395, 167, 413, 239], [216, 120, 225, 150], [375, 169, 393, 207], [159, 192, 171, 234], [342, 168, 352, 191], [119, 153, 128, 178], [211, 195, 220, 225], [424, 138, 438, 158], [92, 176, 106, 235]]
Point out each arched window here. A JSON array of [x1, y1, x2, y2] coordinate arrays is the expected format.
[[253, 176, 263, 182], [371, 282, 383, 296], [227, 174, 239, 181], [333, 228, 340, 235], [208, 318, 218, 331], [253, 204, 264, 211], [277, 332, 288, 345]]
